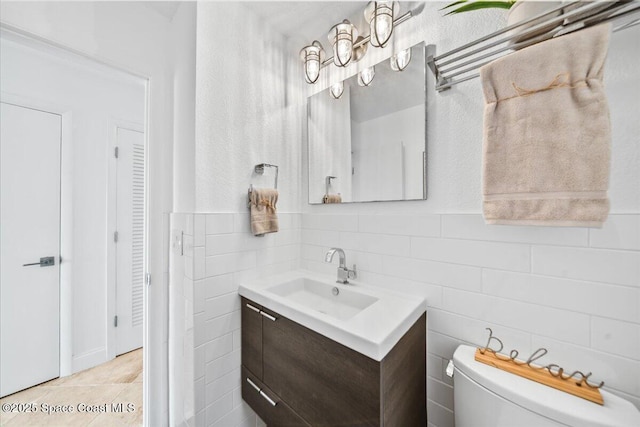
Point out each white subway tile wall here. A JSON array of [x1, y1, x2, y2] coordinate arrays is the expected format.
[[169, 213, 196, 426], [180, 212, 640, 427], [300, 213, 640, 427], [190, 213, 301, 426]]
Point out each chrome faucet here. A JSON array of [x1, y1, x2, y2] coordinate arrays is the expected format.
[[325, 248, 357, 284]]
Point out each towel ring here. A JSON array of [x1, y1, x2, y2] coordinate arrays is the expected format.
[[248, 163, 279, 207], [249, 163, 278, 192]]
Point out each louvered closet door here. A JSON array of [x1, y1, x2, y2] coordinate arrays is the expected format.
[[115, 127, 145, 355]]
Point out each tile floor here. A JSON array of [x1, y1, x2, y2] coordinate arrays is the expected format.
[[0, 348, 142, 426]]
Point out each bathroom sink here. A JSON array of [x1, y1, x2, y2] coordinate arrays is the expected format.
[[239, 270, 426, 361], [267, 277, 378, 321]]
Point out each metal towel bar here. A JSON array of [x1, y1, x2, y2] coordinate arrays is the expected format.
[[428, 0, 640, 92]]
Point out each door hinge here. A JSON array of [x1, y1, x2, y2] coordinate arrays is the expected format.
[[114, 146, 119, 158], [114, 315, 118, 327], [114, 231, 118, 243], [145, 273, 151, 286]]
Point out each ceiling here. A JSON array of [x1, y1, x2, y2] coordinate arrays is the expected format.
[[245, 2, 366, 42], [143, 2, 424, 40], [246, 2, 424, 42]]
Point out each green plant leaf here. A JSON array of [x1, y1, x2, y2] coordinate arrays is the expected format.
[[441, 1, 469, 11], [445, 1, 514, 15]]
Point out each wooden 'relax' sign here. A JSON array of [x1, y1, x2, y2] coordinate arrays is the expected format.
[[475, 328, 604, 405]]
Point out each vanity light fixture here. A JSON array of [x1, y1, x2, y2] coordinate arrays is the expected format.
[[357, 66, 375, 87], [390, 47, 412, 71], [300, 41, 325, 84], [364, 1, 399, 48], [299, 3, 414, 83], [328, 19, 358, 67], [330, 81, 344, 99]]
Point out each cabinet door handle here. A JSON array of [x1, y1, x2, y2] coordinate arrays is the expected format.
[[260, 390, 277, 407], [246, 377, 261, 393], [259, 311, 276, 321], [246, 303, 261, 313]]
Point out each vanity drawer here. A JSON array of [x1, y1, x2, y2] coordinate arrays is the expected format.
[[242, 366, 310, 427], [261, 306, 380, 426], [241, 297, 263, 379]]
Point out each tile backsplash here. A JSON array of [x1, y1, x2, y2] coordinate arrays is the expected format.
[[186, 213, 301, 427], [300, 213, 639, 427], [178, 212, 639, 427]]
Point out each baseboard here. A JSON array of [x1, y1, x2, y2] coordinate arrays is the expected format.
[[72, 347, 108, 374]]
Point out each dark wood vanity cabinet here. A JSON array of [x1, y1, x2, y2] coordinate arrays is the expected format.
[[241, 297, 426, 427], [242, 366, 311, 427], [241, 298, 263, 378]]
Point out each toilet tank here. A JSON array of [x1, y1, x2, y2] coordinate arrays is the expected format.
[[452, 345, 640, 427]]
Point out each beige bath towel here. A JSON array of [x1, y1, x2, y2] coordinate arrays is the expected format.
[[480, 24, 611, 227], [249, 188, 279, 236], [323, 194, 342, 204]]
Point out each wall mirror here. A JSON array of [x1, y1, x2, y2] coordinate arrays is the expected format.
[[307, 42, 426, 204]]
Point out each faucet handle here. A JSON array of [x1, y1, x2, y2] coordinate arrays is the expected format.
[[347, 264, 357, 280]]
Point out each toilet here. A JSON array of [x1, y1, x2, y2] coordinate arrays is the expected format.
[[451, 345, 640, 427]]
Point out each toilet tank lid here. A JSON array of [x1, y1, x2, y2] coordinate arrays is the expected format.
[[453, 345, 640, 427]]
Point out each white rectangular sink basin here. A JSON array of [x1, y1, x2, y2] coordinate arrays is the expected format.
[[267, 278, 378, 321], [239, 270, 426, 361]]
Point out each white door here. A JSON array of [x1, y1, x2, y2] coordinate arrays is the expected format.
[[0, 103, 61, 397], [115, 127, 144, 355]]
